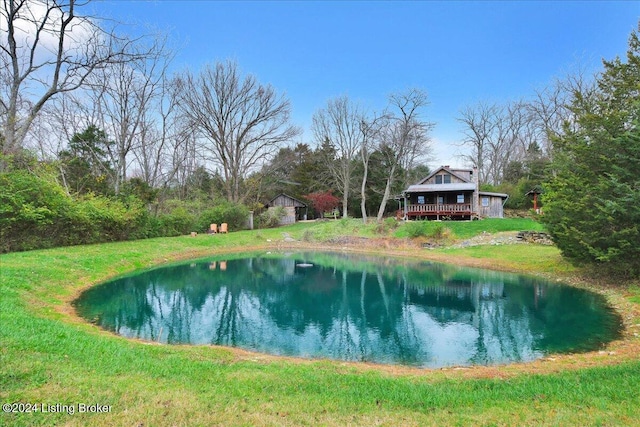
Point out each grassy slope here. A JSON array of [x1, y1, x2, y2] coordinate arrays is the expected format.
[[393, 217, 546, 239], [1, 219, 639, 426]]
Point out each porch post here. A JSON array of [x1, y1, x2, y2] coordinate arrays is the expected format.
[[403, 193, 408, 220]]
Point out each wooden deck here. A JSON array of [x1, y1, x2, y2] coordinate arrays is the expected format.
[[405, 203, 473, 219]]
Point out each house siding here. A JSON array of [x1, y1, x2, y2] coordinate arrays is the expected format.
[[422, 171, 469, 185], [478, 195, 505, 218]]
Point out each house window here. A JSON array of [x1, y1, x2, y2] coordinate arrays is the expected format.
[[437, 196, 444, 205], [417, 196, 425, 204], [435, 174, 451, 184], [481, 197, 490, 207], [457, 194, 465, 204]]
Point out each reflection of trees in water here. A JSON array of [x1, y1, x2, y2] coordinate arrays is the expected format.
[[469, 280, 537, 365], [74, 252, 622, 367]]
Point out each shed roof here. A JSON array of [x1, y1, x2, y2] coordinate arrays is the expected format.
[[478, 191, 509, 199], [525, 187, 543, 196], [267, 193, 307, 208]]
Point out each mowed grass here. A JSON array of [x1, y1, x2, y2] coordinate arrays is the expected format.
[[1, 219, 640, 426], [394, 217, 545, 240], [436, 245, 576, 275]]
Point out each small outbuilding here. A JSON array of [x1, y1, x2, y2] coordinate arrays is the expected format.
[[525, 186, 543, 213], [266, 193, 307, 225]]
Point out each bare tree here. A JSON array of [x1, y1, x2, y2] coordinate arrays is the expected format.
[[457, 102, 498, 184], [170, 127, 201, 199], [486, 101, 532, 185], [376, 89, 433, 222], [48, 45, 187, 194], [176, 61, 299, 203], [131, 73, 182, 189], [0, 0, 142, 159], [85, 35, 172, 193], [312, 95, 365, 218], [527, 82, 571, 156], [458, 101, 531, 185], [527, 68, 595, 156], [358, 113, 387, 224], [458, 67, 596, 185]]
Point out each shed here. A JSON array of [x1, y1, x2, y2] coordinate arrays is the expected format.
[[266, 194, 307, 225], [477, 191, 509, 218], [525, 186, 543, 212]]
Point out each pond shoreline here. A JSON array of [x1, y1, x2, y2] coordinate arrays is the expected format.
[[73, 248, 622, 368], [3, 226, 640, 426], [56, 236, 640, 379]]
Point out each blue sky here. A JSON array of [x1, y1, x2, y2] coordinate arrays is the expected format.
[[94, 0, 638, 167]]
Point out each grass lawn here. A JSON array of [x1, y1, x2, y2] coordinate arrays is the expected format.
[[393, 217, 546, 240], [1, 219, 639, 426]]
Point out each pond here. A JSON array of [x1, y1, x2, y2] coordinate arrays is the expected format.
[[73, 251, 622, 368]]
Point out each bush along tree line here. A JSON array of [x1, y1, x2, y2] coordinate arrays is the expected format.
[[0, 153, 251, 253]]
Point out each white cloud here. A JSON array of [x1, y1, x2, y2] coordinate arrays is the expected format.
[[1, 0, 97, 63]]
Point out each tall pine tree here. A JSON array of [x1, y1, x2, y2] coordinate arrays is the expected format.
[[542, 23, 640, 277]]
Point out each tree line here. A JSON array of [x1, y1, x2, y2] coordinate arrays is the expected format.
[[0, 1, 587, 221], [0, 0, 434, 251]]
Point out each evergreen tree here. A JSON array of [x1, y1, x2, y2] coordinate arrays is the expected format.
[[542, 24, 640, 277], [58, 126, 115, 195]]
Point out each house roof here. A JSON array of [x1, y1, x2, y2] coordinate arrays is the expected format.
[[417, 166, 473, 185], [405, 183, 477, 193]]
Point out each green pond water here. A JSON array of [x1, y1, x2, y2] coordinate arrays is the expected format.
[[74, 251, 622, 368]]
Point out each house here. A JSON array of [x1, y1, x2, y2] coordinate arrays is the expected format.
[[400, 166, 508, 220], [266, 193, 308, 225]]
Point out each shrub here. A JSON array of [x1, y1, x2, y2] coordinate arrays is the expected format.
[[0, 170, 72, 251], [257, 206, 285, 228], [197, 201, 249, 232], [1, 163, 254, 251], [159, 207, 197, 236], [301, 229, 315, 242], [404, 221, 427, 238], [428, 223, 446, 240], [0, 168, 161, 251], [376, 217, 399, 234]]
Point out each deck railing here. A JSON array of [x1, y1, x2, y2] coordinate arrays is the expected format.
[[406, 203, 472, 215]]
